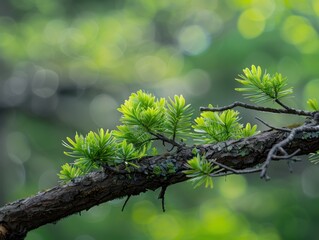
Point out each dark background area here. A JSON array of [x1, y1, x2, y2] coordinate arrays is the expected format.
[[1, 0, 319, 239]]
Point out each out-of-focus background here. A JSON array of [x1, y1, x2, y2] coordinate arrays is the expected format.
[[1, 0, 319, 239]]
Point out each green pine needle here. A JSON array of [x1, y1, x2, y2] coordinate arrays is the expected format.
[[309, 152, 319, 164], [184, 154, 214, 188], [58, 163, 84, 183], [193, 107, 257, 143], [62, 129, 118, 168], [117, 90, 166, 133], [235, 65, 293, 103], [165, 95, 193, 141], [307, 98, 319, 111]]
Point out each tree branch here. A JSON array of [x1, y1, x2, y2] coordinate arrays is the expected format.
[[1, 128, 319, 239], [200, 101, 313, 116]]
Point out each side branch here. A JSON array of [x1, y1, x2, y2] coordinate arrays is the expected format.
[[1, 129, 319, 239], [200, 101, 313, 116]]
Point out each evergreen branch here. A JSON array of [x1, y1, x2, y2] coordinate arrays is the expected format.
[[200, 101, 313, 116], [1, 128, 319, 239], [235, 65, 293, 103]]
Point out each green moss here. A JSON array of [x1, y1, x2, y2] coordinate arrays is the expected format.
[[166, 162, 176, 174], [302, 131, 319, 140], [152, 165, 162, 176]]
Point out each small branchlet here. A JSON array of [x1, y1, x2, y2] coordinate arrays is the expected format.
[[121, 195, 132, 212], [158, 185, 168, 212], [260, 124, 319, 179], [200, 101, 313, 117]]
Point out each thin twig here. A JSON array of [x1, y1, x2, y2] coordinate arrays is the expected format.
[[255, 117, 291, 132], [260, 124, 319, 179], [275, 99, 290, 110], [135, 118, 181, 149], [211, 160, 262, 175], [150, 132, 181, 148], [200, 101, 312, 116], [210, 167, 226, 175], [210, 167, 262, 178], [158, 185, 168, 212], [278, 147, 288, 155], [121, 195, 131, 212], [272, 149, 301, 160]]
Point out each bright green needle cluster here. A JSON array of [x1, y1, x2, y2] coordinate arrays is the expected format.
[[114, 90, 194, 150], [309, 152, 319, 164], [59, 91, 194, 183], [307, 98, 319, 111], [58, 163, 84, 183], [193, 107, 258, 143], [165, 95, 193, 141], [63, 129, 117, 169], [183, 154, 215, 188], [59, 129, 144, 183], [235, 65, 293, 103]]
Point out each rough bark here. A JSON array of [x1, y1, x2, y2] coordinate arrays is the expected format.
[[0, 129, 319, 240]]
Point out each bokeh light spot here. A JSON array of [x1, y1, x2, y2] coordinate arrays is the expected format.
[[281, 15, 318, 53], [136, 55, 167, 81], [59, 27, 87, 56], [192, 10, 223, 34], [313, 0, 319, 16], [89, 94, 118, 127], [148, 214, 180, 240], [69, 62, 100, 87], [227, 0, 253, 8], [239, 191, 278, 217], [44, 19, 66, 46], [238, 8, 265, 39], [132, 201, 156, 225], [302, 165, 319, 198], [218, 175, 247, 199], [32, 69, 59, 98], [200, 207, 238, 235], [252, 0, 276, 18], [2, 77, 27, 106], [178, 25, 210, 55], [183, 69, 211, 96], [8, 76, 28, 95], [6, 132, 31, 163], [74, 17, 100, 44]]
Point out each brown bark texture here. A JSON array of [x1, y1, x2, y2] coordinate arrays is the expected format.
[[0, 129, 319, 240]]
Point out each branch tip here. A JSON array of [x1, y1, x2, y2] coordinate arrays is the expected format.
[[158, 186, 168, 212], [121, 195, 132, 212]]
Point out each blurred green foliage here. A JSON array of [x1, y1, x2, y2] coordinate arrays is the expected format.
[[1, 0, 319, 239]]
